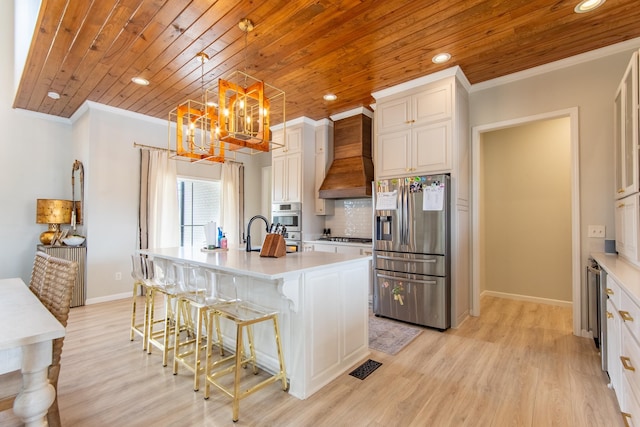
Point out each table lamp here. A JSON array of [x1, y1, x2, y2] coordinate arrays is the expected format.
[[36, 199, 73, 244]]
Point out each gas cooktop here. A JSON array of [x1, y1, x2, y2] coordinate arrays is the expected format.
[[317, 237, 373, 244]]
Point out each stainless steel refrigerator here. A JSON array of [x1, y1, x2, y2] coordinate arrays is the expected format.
[[372, 173, 450, 330]]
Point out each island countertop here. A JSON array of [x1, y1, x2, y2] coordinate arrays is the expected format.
[[139, 246, 371, 281], [138, 245, 371, 400]]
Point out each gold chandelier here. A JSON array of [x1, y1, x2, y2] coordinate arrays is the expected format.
[[168, 19, 284, 163]]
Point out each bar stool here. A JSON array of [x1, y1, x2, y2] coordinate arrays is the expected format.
[[129, 254, 153, 351], [146, 257, 182, 366], [203, 276, 288, 422], [173, 265, 224, 391]]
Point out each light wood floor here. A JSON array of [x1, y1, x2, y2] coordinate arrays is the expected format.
[[1, 295, 622, 426]]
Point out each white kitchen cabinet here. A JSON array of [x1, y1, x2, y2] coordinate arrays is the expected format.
[[375, 80, 453, 178], [272, 124, 304, 203], [272, 152, 301, 203], [376, 120, 451, 176], [616, 194, 640, 266], [376, 82, 451, 133], [304, 262, 369, 394], [314, 121, 334, 215], [614, 51, 639, 200], [605, 272, 640, 425], [608, 296, 622, 399], [271, 119, 325, 241], [311, 242, 336, 253], [594, 254, 640, 426]]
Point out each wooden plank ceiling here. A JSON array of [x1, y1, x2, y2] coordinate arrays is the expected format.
[[14, 0, 640, 123]]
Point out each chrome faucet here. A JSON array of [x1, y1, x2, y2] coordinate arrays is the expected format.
[[246, 215, 270, 252]]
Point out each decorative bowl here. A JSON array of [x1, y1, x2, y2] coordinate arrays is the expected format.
[[63, 235, 85, 246]]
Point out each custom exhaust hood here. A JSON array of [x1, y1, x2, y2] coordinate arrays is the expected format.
[[319, 112, 374, 199]]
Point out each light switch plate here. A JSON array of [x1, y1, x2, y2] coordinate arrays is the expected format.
[[588, 225, 605, 238]]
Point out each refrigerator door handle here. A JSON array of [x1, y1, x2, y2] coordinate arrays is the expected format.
[[401, 182, 408, 245], [404, 180, 411, 246], [398, 183, 404, 245], [376, 255, 437, 263], [376, 273, 438, 285]]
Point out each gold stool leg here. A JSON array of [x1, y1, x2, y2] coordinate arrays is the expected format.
[[161, 293, 175, 366], [232, 323, 244, 422], [173, 297, 185, 375], [130, 280, 149, 351], [129, 282, 138, 342], [244, 324, 258, 374], [272, 315, 288, 391]]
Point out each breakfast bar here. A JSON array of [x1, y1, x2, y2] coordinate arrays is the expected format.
[[139, 246, 371, 399]]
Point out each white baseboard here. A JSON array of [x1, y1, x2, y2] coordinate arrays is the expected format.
[[85, 292, 130, 305], [481, 290, 572, 308]]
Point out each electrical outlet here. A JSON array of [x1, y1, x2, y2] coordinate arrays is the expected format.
[[115, 272, 122, 280], [588, 225, 605, 238]]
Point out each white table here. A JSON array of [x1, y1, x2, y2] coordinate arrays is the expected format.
[[0, 278, 65, 426]]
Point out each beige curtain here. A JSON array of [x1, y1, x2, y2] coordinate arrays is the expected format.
[[138, 150, 180, 249], [220, 162, 243, 249]]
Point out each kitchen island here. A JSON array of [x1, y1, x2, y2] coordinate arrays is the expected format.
[[139, 246, 371, 399]]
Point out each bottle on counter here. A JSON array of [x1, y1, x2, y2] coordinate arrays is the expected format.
[[220, 233, 228, 249]]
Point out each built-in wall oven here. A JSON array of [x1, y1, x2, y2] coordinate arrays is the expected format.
[[272, 203, 301, 252]]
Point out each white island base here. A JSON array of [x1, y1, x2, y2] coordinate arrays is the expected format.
[[141, 247, 371, 399]]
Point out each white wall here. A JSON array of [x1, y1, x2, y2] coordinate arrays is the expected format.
[[0, 1, 72, 282], [470, 44, 640, 293], [70, 103, 270, 301], [481, 118, 572, 301]]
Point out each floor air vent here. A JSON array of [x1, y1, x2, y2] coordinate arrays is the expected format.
[[349, 359, 382, 380]]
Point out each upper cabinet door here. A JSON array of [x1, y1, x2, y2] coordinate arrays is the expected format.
[[412, 83, 452, 125], [615, 51, 639, 199], [377, 97, 411, 134]]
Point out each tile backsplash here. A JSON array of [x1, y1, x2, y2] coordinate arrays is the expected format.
[[324, 199, 372, 238]]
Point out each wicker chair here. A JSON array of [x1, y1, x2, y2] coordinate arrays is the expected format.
[[28, 250, 51, 297], [38, 255, 78, 427], [0, 253, 78, 426]]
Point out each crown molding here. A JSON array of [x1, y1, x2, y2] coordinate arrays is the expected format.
[[470, 36, 640, 92]]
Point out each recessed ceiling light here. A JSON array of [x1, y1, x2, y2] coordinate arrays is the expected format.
[[432, 52, 451, 64], [47, 91, 60, 100], [131, 77, 150, 86], [323, 94, 337, 101], [574, 0, 605, 13]]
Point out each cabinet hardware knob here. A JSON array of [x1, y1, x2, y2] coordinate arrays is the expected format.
[[617, 189, 625, 193], [619, 310, 634, 322], [607, 311, 613, 319], [621, 356, 636, 371], [618, 204, 625, 208], [606, 288, 614, 295]]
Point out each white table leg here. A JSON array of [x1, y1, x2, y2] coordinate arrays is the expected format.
[[12, 341, 55, 427]]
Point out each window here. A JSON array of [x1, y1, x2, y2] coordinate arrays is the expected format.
[[177, 178, 221, 247]]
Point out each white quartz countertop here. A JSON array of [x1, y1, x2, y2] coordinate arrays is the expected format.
[[591, 252, 640, 306], [140, 246, 371, 280]]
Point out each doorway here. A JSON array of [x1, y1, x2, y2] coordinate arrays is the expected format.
[[471, 108, 582, 336]]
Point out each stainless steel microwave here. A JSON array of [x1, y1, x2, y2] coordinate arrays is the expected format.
[[271, 203, 301, 232]]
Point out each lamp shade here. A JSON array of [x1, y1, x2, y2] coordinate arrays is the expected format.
[[36, 199, 73, 224]]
